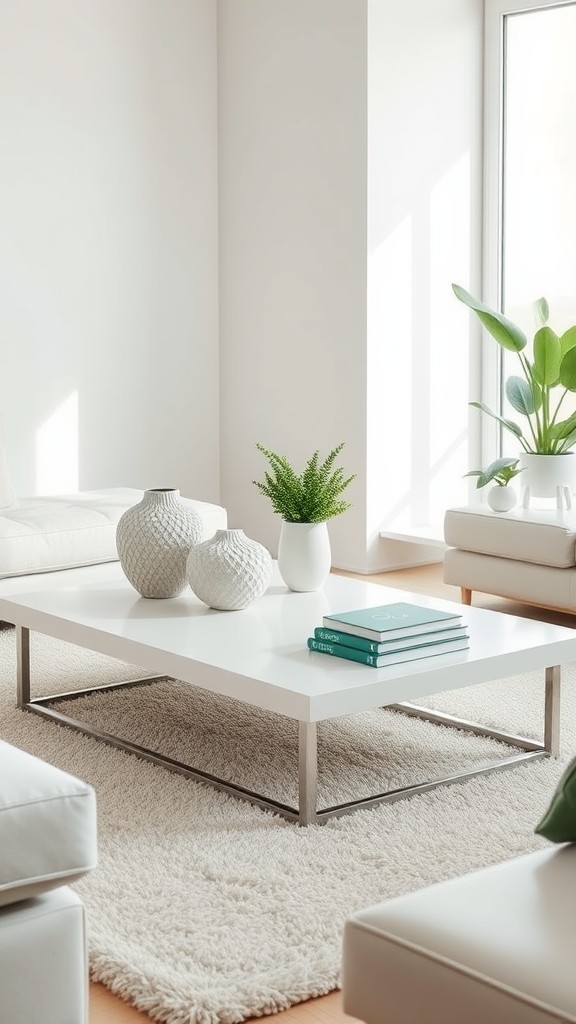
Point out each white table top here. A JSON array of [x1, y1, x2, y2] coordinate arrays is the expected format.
[[2, 565, 576, 723]]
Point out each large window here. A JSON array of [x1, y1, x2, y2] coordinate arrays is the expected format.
[[484, 0, 576, 461]]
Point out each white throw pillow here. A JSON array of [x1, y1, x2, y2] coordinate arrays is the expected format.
[[0, 418, 18, 510]]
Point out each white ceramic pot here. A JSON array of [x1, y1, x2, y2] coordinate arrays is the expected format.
[[277, 521, 331, 592], [487, 485, 516, 512], [519, 452, 576, 499], [186, 529, 272, 610], [116, 488, 203, 599]]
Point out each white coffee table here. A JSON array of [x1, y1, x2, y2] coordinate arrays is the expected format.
[[2, 566, 576, 826]]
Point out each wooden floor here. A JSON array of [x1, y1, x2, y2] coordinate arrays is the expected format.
[[89, 984, 352, 1023], [89, 560, 574, 1024]]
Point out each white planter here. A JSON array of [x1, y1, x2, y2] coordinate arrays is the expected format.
[[519, 452, 576, 509], [116, 488, 203, 599], [487, 485, 516, 512], [186, 529, 272, 610], [277, 521, 331, 592]]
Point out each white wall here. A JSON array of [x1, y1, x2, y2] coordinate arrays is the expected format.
[[217, 0, 370, 569], [219, 0, 484, 571], [366, 0, 484, 568], [0, 1, 483, 573], [0, 0, 220, 501]]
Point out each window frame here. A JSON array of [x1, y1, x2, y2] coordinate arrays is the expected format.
[[482, 0, 575, 464]]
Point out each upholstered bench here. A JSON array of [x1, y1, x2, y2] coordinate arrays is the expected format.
[[0, 740, 98, 1023], [0, 487, 227, 599], [443, 505, 576, 612], [342, 845, 576, 1024]]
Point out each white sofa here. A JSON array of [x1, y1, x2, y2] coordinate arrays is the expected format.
[[0, 740, 98, 1023], [0, 486, 228, 604], [342, 845, 576, 1024]]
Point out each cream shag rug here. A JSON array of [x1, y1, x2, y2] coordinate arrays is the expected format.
[[0, 624, 572, 1024]]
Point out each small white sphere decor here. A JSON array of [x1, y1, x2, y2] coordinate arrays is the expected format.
[[186, 529, 272, 610], [487, 485, 517, 512], [116, 488, 203, 599]]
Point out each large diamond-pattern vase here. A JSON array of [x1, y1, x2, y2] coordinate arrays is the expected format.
[[186, 529, 272, 610], [116, 488, 203, 599]]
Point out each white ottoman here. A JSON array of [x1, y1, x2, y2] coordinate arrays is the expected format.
[[443, 505, 576, 612], [342, 846, 576, 1024], [0, 740, 98, 1023]]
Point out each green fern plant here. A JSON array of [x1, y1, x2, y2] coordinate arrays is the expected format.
[[253, 442, 355, 523]]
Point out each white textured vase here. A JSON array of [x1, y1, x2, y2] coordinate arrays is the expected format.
[[186, 529, 272, 610], [277, 521, 331, 593], [487, 485, 517, 512], [116, 488, 203, 599]]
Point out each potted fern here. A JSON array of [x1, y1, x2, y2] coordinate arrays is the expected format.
[[253, 442, 355, 591]]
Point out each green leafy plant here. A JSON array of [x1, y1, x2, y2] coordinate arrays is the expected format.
[[453, 283, 576, 454], [464, 457, 523, 490], [253, 442, 355, 522]]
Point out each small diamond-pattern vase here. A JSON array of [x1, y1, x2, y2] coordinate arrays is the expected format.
[[186, 529, 272, 610], [116, 488, 203, 599]]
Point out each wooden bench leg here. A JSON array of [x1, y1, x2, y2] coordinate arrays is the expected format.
[[461, 587, 472, 605]]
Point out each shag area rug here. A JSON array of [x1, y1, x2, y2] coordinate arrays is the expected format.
[[0, 624, 573, 1024]]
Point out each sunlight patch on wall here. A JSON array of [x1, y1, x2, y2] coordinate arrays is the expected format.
[[35, 391, 79, 495], [429, 151, 471, 515], [367, 214, 412, 534], [368, 152, 473, 536]]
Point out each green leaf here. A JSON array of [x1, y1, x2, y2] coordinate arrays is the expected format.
[[533, 297, 549, 327], [464, 457, 521, 488], [530, 378, 544, 413], [484, 457, 521, 478], [560, 326, 576, 357], [556, 428, 576, 453], [559, 345, 576, 391], [550, 412, 576, 439], [469, 401, 524, 438], [505, 376, 536, 416], [463, 470, 488, 489], [533, 326, 561, 386], [452, 284, 527, 352]]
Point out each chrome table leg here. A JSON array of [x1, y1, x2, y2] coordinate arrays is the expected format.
[[298, 722, 318, 826], [16, 626, 30, 709]]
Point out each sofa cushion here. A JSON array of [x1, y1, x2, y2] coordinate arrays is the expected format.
[[0, 741, 97, 907], [0, 487, 227, 578], [444, 506, 576, 569], [443, 547, 576, 611], [343, 846, 576, 1024], [0, 887, 88, 1023]]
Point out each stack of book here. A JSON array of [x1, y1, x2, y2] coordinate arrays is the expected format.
[[307, 602, 469, 667]]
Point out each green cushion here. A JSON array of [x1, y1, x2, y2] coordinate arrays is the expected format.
[[535, 755, 576, 842]]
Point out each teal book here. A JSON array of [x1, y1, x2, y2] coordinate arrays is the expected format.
[[307, 635, 470, 668], [313, 624, 468, 654], [322, 602, 463, 642]]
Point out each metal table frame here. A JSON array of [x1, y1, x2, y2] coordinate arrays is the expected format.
[[16, 625, 561, 826]]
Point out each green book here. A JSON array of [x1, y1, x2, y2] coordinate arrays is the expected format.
[[313, 624, 469, 654], [307, 635, 470, 668], [322, 602, 463, 642]]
